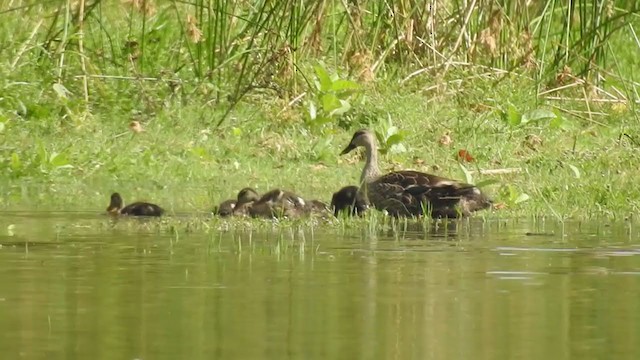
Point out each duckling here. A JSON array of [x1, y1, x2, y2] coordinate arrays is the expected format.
[[340, 129, 492, 218], [213, 199, 236, 217], [307, 199, 330, 213], [249, 189, 308, 218], [331, 185, 369, 217], [233, 187, 261, 216], [107, 192, 164, 217]]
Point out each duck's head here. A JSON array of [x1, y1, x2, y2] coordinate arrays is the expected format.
[[107, 192, 124, 214], [341, 129, 375, 155], [237, 188, 260, 205]]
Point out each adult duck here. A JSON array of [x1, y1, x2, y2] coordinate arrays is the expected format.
[[340, 129, 492, 218], [107, 192, 164, 217], [331, 185, 368, 217]]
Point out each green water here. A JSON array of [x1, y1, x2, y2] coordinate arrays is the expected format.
[[0, 212, 639, 360]]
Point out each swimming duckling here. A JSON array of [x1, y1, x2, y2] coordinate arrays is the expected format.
[[107, 192, 164, 217], [331, 185, 369, 217]]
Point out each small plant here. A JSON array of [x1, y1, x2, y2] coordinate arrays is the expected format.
[[374, 115, 407, 155], [499, 105, 571, 130], [456, 163, 500, 189], [305, 63, 360, 130], [499, 184, 530, 207], [4, 143, 73, 179]]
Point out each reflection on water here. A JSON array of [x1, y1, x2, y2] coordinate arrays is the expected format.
[[0, 212, 638, 359]]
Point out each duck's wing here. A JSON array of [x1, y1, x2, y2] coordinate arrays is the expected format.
[[375, 170, 452, 187], [367, 178, 419, 216], [369, 170, 480, 216]]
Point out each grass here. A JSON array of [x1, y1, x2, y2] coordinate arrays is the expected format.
[[2, 74, 639, 220], [0, 1, 639, 223]]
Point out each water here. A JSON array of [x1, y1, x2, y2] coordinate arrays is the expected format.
[[0, 212, 639, 359]]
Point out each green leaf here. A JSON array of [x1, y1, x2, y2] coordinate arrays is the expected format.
[[314, 64, 333, 92], [458, 163, 474, 184], [389, 143, 407, 154], [522, 108, 557, 124], [0, 122, 4, 134], [10, 153, 21, 171], [502, 104, 522, 127], [308, 101, 317, 120], [329, 99, 351, 116], [386, 125, 399, 137], [515, 193, 530, 204], [568, 164, 581, 178], [314, 115, 333, 125], [331, 79, 360, 92], [549, 115, 573, 130], [386, 133, 404, 146], [49, 152, 71, 168], [321, 93, 341, 113]]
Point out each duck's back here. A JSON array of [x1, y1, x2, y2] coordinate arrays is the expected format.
[[367, 170, 490, 218], [121, 202, 165, 217]]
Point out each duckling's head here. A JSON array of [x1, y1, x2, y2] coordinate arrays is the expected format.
[[341, 129, 375, 155], [107, 192, 124, 214], [237, 188, 260, 205], [214, 199, 237, 217]]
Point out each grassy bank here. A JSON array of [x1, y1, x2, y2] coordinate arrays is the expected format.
[[2, 75, 638, 220], [1, 1, 639, 221]]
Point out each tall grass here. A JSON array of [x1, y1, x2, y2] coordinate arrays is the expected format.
[[0, 0, 638, 124]]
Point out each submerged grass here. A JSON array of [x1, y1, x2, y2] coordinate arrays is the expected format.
[[1, 1, 640, 224]]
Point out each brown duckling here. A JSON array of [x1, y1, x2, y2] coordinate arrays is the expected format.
[[331, 185, 369, 217], [340, 129, 492, 218], [213, 199, 236, 217], [306, 199, 330, 213], [233, 187, 261, 216], [213, 188, 260, 217], [249, 189, 308, 218], [107, 192, 164, 217]]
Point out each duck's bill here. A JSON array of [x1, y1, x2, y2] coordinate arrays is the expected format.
[[340, 143, 356, 155]]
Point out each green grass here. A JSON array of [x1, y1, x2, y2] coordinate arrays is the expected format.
[[2, 74, 639, 220], [0, 1, 639, 222]]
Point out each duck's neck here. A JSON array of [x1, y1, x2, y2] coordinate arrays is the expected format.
[[360, 140, 381, 185]]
